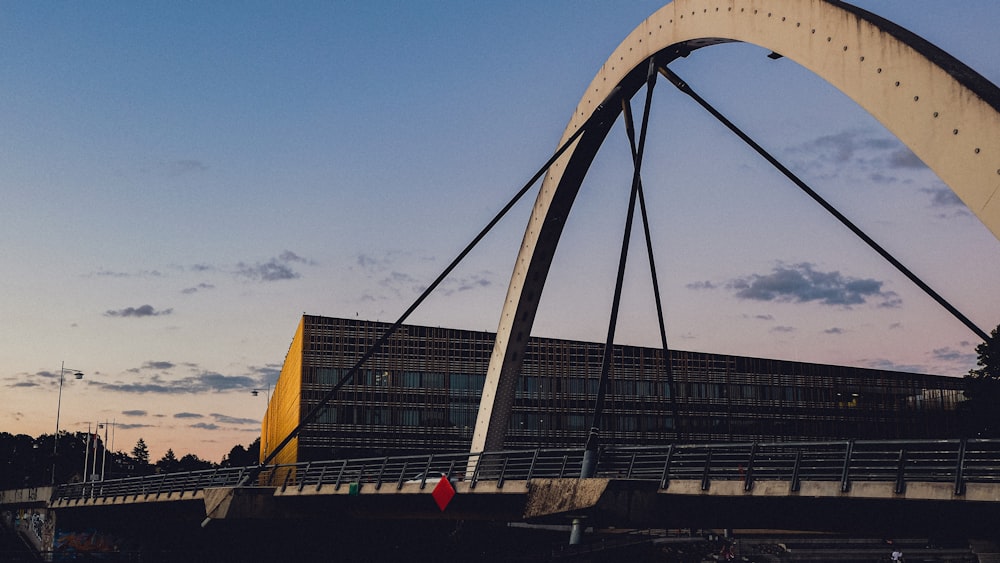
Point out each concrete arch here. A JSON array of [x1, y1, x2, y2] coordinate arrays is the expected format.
[[471, 0, 1000, 453]]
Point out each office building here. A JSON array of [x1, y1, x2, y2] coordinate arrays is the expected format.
[[262, 315, 966, 464]]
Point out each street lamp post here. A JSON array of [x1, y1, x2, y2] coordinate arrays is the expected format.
[[98, 420, 115, 481], [52, 361, 84, 484]]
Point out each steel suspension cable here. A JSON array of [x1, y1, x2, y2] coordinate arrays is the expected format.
[[204, 101, 617, 526], [621, 97, 682, 443], [658, 65, 989, 343], [584, 59, 658, 474], [256, 90, 624, 472]]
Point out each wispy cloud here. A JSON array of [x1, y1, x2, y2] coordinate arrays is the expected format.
[[181, 283, 215, 294], [247, 365, 280, 387], [859, 358, 928, 374], [803, 130, 896, 165], [93, 370, 257, 395], [427, 272, 495, 296], [785, 128, 928, 187], [726, 262, 900, 308], [931, 346, 977, 366], [236, 251, 312, 282], [3, 369, 66, 388], [380, 270, 419, 292], [211, 414, 259, 425], [355, 250, 427, 296], [920, 186, 972, 219], [355, 250, 413, 274], [104, 304, 174, 318], [121, 410, 147, 417], [125, 361, 180, 375], [116, 423, 154, 430], [174, 412, 204, 419], [686, 280, 716, 290], [886, 148, 924, 169], [922, 187, 963, 208], [354, 251, 493, 299], [92, 269, 165, 279], [190, 422, 220, 431]]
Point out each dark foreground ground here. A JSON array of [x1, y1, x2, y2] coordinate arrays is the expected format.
[[3, 515, 993, 563]]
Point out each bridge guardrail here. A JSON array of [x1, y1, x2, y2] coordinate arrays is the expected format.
[[50, 439, 1000, 503]]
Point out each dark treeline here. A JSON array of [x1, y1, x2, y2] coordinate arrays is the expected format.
[[0, 431, 260, 489]]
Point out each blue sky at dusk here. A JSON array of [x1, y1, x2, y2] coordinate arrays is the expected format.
[[2, 1, 999, 462]]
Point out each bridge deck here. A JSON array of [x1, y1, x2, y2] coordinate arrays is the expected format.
[[5, 440, 999, 535]]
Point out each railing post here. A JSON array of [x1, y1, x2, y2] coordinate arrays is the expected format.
[[297, 462, 311, 492], [659, 444, 674, 490], [375, 457, 388, 491], [396, 461, 409, 491], [470, 453, 484, 489], [356, 462, 367, 492], [840, 440, 854, 493], [526, 449, 540, 481], [790, 450, 802, 492], [954, 439, 968, 496], [420, 455, 435, 490], [744, 443, 758, 492], [701, 449, 712, 491], [559, 454, 569, 479], [261, 466, 277, 487], [894, 448, 906, 495], [626, 452, 637, 479], [497, 454, 510, 489], [315, 464, 329, 492], [334, 459, 347, 491]]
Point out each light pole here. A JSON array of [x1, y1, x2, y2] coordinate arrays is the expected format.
[[98, 420, 115, 481], [251, 385, 271, 459], [52, 361, 84, 484]]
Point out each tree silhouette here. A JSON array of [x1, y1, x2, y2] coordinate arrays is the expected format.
[[156, 448, 180, 473], [131, 438, 150, 465], [0, 433, 256, 483], [221, 438, 260, 467], [963, 324, 1000, 437], [177, 453, 214, 472]]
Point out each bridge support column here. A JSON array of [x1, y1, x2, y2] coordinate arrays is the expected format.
[[568, 517, 585, 545]]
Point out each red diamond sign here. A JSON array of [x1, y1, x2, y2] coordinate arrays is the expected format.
[[431, 475, 455, 511]]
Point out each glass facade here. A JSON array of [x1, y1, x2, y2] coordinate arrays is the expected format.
[[262, 315, 967, 463]]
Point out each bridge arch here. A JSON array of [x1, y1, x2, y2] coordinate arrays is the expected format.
[[471, 0, 1000, 453]]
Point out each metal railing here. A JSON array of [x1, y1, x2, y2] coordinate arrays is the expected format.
[[51, 439, 1000, 503], [54, 466, 250, 503]]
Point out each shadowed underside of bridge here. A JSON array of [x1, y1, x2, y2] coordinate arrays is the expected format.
[[43, 478, 1000, 540], [36, 492, 999, 562]]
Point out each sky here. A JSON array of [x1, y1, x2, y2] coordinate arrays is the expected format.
[[2, 1, 999, 463]]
